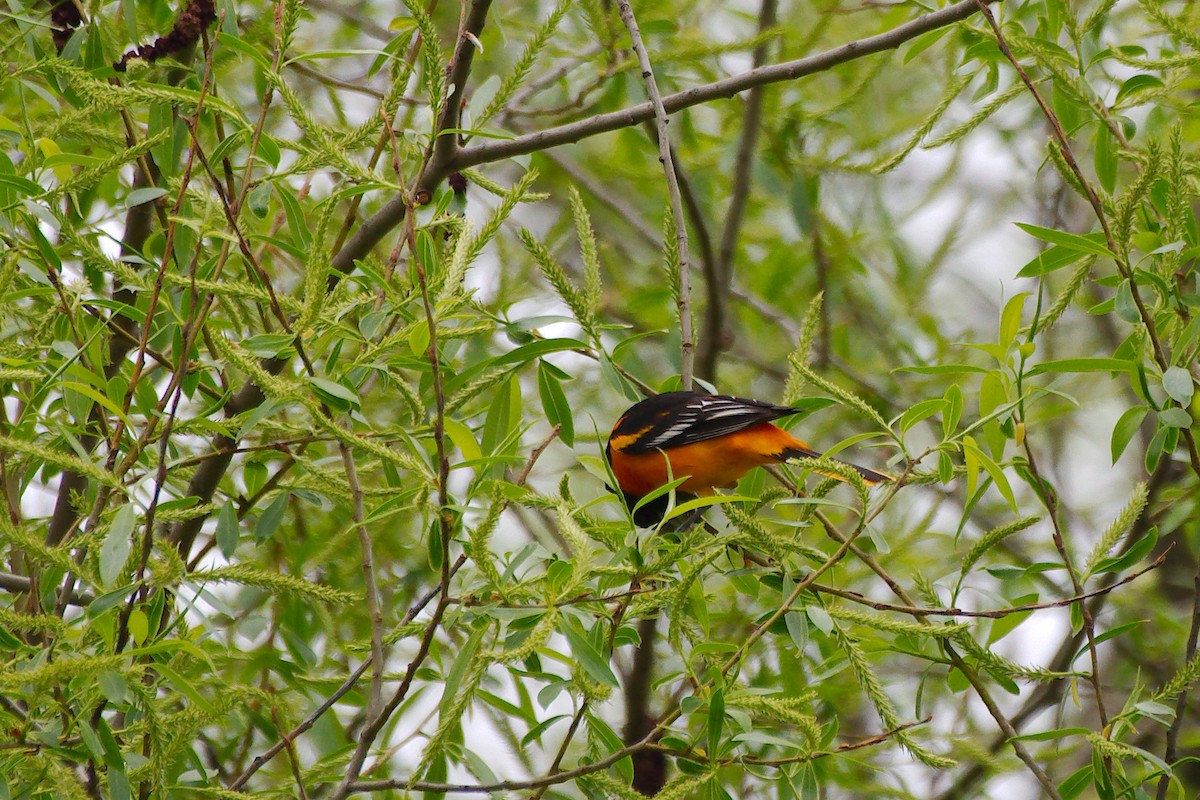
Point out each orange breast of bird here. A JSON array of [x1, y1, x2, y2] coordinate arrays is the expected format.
[[609, 421, 808, 497]]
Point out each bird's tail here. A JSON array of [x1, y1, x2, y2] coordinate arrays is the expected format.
[[781, 446, 892, 485]]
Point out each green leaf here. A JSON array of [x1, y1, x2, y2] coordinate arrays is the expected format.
[[1145, 424, 1170, 473], [561, 617, 618, 687], [428, 517, 443, 570], [408, 319, 431, 356], [938, 450, 955, 483], [904, 26, 952, 63], [153, 661, 216, 713], [898, 398, 947, 434], [128, 608, 148, 645], [216, 501, 240, 558], [999, 293, 1028, 349], [1072, 619, 1144, 660], [441, 623, 486, 717], [963, 436, 1017, 512], [1114, 280, 1140, 324], [77, 718, 105, 762], [662, 494, 758, 523], [311, 377, 360, 412], [520, 713, 568, 747], [1158, 407, 1191, 428], [100, 504, 136, 587], [1010, 726, 1091, 742], [254, 493, 289, 543], [805, 605, 834, 636], [1092, 527, 1157, 575], [893, 364, 988, 376], [1015, 222, 1114, 258], [943, 384, 962, 439], [94, 716, 127, 769], [587, 709, 633, 782], [242, 333, 297, 358], [1115, 74, 1164, 106], [784, 610, 807, 652], [537, 361, 574, 446], [98, 671, 129, 705], [247, 182, 271, 219], [707, 685, 725, 758], [0, 172, 44, 200], [980, 590, 1036, 644], [1026, 358, 1133, 376], [109, 770, 132, 800], [1094, 125, 1116, 194], [444, 418, 482, 462], [1015, 243, 1091, 278], [1110, 406, 1147, 463], [124, 187, 168, 208], [1058, 765, 1093, 799], [482, 377, 521, 457], [277, 186, 311, 247], [217, 30, 273, 70], [1162, 367, 1194, 405]]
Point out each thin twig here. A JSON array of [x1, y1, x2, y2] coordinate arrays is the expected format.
[[616, 0, 693, 389], [811, 549, 1166, 618], [351, 487, 880, 796], [968, 3, 1200, 788], [452, 0, 999, 172], [814, 509, 1063, 799], [333, 0, 1000, 294], [657, 716, 932, 766], [340, 443, 385, 718], [228, 555, 468, 790], [269, 704, 310, 800], [1022, 441, 1109, 727], [698, 0, 777, 382]]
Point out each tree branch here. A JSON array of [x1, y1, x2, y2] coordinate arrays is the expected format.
[[451, 0, 998, 172], [330, 0, 492, 278], [616, 0, 694, 389], [697, 0, 777, 383], [335, 0, 998, 300]]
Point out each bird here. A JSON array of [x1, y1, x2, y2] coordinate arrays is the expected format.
[[606, 391, 891, 527]]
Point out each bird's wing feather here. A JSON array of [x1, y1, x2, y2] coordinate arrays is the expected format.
[[622, 394, 794, 454]]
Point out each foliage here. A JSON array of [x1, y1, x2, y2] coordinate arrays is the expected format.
[[1, 0, 1199, 798]]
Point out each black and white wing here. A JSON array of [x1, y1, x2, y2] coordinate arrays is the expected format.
[[614, 391, 796, 454]]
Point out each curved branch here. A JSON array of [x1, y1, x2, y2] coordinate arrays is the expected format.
[[331, 0, 492, 277], [335, 0, 997, 279], [450, 0, 997, 171]]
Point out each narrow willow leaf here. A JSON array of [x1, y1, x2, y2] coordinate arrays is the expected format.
[[215, 501, 240, 559], [100, 504, 136, 586]]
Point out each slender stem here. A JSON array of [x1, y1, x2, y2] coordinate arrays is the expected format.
[[452, 0, 999, 172], [1022, 442, 1109, 728], [350, 719, 925, 794], [969, 3, 1200, 788], [340, 443, 385, 718], [814, 511, 1063, 799], [228, 556, 466, 790], [335, 0, 1000, 286], [698, 0, 778, 382], [810, 551, 1165, 619], [616, 0, 694, 389]]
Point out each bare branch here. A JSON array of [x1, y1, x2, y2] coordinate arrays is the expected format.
[[697, 0, 777, 382], [452, 0, 999, 171], [336, 0, 998, 300], [340, 443, 385, 718], [616, 0, 694, 389]]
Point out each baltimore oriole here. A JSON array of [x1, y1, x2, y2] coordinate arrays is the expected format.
[[606, 391, 891, 526]]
